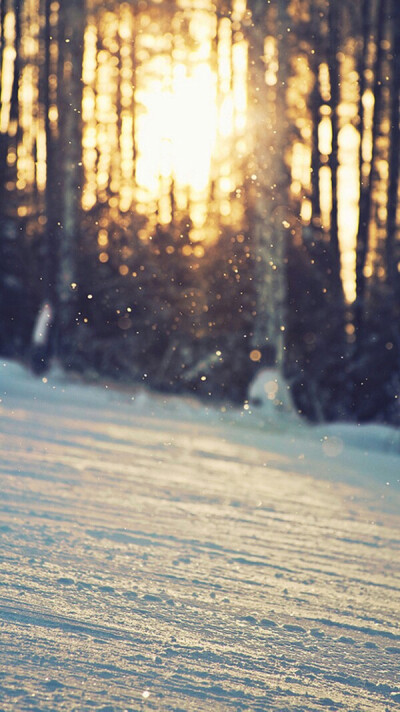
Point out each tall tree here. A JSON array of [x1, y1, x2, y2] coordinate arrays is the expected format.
[[56, 0, 85, 356], [354, 0, 386, 336], [247, 0, 275, 359], [248, 0, 290, 368], [272, 0, 291, 368], [309, 0, 323, 226], [326, 0, 342, 287], [386, 0, 400, 303], [43, 0, 58, 304], [0, 0, 20, 213], [0, 0, 6, 79]]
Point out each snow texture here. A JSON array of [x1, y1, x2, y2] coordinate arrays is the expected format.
[[0, 361, 399, 711]]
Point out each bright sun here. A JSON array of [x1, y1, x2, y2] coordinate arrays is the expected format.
[[82, 0, 248, 240]]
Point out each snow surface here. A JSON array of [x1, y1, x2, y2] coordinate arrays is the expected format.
[[0, 360, 399, 711]]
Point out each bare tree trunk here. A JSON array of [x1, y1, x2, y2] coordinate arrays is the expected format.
[[44, 0, 57, 303], [273, 0, 291, 368], [0, 0, 6, 77], [352, 0, 371, 338], [29, 0, 59, 372], [9, 0, 20, 126], [327, 0, 341, 284], [56, 0, 85, 356], [354, 0, 386, 335], [310, 0, 322, 226], [310, 76, 322, 225], [0, 0, 20, 214], [386, 0, 400, 299], [247, 0, 275, 359], [248, 0, 290, 369], [355, 0, 371, 241], [0, 0, 10, 212]]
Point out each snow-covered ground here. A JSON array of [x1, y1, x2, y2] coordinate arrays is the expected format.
[[0, 360, 399, 711]]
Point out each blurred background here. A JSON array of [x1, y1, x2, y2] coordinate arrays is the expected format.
[[0, 0, 399, 423]]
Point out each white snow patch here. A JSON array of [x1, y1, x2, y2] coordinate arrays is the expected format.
[[0, 359, 399, 711]]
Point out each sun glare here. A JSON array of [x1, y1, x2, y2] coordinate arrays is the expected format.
[[0, 0, 384, 304], [82, 0, 248, 241]]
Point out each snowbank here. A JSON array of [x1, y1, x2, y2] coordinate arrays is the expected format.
[[1, 360, 399, 499]]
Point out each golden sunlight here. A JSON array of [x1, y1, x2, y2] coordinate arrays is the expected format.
[[1, 0, 377, 307], [0, 12, 16, 134], [82, 0, 248, 241]]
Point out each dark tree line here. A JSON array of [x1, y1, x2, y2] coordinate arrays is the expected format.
[[0, 0, 399, 422]]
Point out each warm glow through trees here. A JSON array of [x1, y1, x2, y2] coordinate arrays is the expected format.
[[0, 0, 399, 422], [82, 0, 248, 242]]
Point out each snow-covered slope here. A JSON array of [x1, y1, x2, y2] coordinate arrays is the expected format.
[[0, 361, 399, 711]]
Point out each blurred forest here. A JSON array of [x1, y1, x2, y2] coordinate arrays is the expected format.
[[0, 0, 399, 423]]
